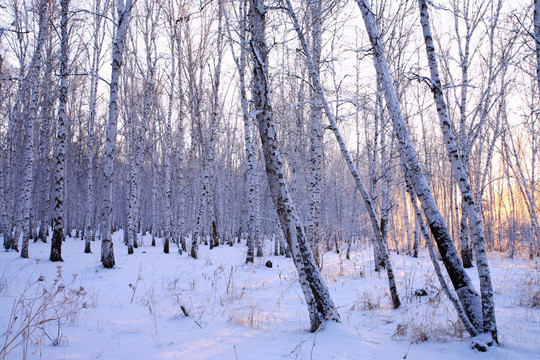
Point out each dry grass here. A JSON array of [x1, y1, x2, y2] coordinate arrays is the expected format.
[[516, 270, 540, 308], [0, 263, 87, 358]]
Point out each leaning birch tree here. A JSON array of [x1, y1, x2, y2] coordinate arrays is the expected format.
[[417, 0, 497, 342], [353, 0, 496, 346], [249, 0, 340, 331], [284, 0, 401, 309]]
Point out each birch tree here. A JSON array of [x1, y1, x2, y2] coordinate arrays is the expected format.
[[284, 0, 401, 309], [187, 2, 222, 258], [417, 0, 497, 342], [126, 0, 158, 254], [224, 0, 261, 263], [162, 2, 179, 254], [35, 28, 55, 244], [306, 0, 324, 265], [250, 0, 340, 331], [2, 1, 29, 251], [533, 0, 540, 96], [20, 0, 49, 258], [101, 0, 134, 268], [354, 0, 493, 344], [50, 0, 70, 262], [84, 0, 110, 254], [174, 4, 187, 254]]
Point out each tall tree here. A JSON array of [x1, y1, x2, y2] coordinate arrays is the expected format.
[[84, 0, 110, 254], [101, 0, 134, 268], [285, 0, 401, 309], [50, 0, 70, 262], [20, 0, 49, 258], [417, 0, 497, 342], [249, 0, 340, 331], [225, 0, 261, 263], [306, 0, 324, 265], [355, 0, 491, 344], [535, 0, 540, 95]]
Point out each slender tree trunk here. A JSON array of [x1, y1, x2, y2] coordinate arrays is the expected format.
[[101, 0, 133, 268], [356, 0, 484, 334], [50, 0, 70, 262], [36, 53, 53, 245], [307, 0, 324, 267], [176, 24, 186, 254], [286, 0, 400, 309], [225, 0, 259, 263], [535, 0, 540, 95], [417, 0, 497, 341], [208, 0, 223, 251], [403, 186, 412, 255], [250, 0, 340, 331], [163, 6, 177, 255], [21, 0, 49, 259], [84, 0, 108, 254]]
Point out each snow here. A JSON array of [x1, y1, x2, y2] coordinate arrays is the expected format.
[[0, 232, 538, 359]]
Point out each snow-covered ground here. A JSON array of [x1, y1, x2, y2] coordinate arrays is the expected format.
[[0, 232, 538, 359]]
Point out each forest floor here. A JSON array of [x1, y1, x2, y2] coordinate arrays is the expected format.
[[0, 232, 538, 359]]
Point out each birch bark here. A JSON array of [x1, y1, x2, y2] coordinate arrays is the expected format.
[[163, 4, 177, 254], [175, 15, 187, 253], [307, 0, 324, 264], [101, 0, 133, 268], [356, 0, 483, 333], [250, 0, 340, 331], [225, 0, 260, 263], [50, 0, 70, 262], [417, 0, 497, 341], [84, 0, 109, 254], [535, 0, 540, 95], [285, 0, 400, 309], [20, 0, 48, 258]]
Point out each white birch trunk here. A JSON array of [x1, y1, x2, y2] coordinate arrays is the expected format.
[[208, 0, 223, 250], [307, 0, 324, 264], [535, 0, 540, 95], [356, 0, 483, 332], [126, 118, 137, 252], [20, 0, 48, 258], [250, 0, 339, 331], [101, 0, 133, 268], [163, 10, 177, 254], [417, 0, 497, 341], [225, 0, 259, 262], [50, 0, 70, 262], [84, 0, 108, 254], [36, 52, 53, 244], [151, 126, 158, 250], [176, 24, 186, 253], [286, 0, 401, 309], [456, 9, 474, 267]]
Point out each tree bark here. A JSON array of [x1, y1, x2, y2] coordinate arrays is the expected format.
[[307, 0, 324, 267], [50, 0, 70, 262], [417, 0, 497, 341], [286, 0, 400, 309], [250, 0, 340, 331], [101, 0, 133, 268], [20, 0, 49, 259], [356, 0, 483, 333]]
